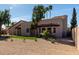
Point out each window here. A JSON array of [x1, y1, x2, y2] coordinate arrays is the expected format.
[[39, 28, 41, 33], [47, 28, 51, 34], [53, 28, 56, 33], [42, 28, 45, 32], [26, 28, 30, 33], [47, 28, 51, 30]]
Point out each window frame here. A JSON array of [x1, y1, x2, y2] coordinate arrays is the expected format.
[[26, 28, 30, 33], [53, 28, 56, 33]]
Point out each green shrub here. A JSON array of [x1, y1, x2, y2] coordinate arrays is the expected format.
[[35, 38, 37, 42], [41, 30, 49, 40], [41, 30, 56, 43], [49, 38, 56, 43]]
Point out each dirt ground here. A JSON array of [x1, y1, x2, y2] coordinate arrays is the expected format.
[[0, 38, 79, 55]]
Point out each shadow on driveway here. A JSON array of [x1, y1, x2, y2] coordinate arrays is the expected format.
[[55, 38, 75, 46]]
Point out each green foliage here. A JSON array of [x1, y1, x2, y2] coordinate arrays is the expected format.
[[31, 5, 53, 36], [31, 5, 47, 29], [0, 9, 11, 35], [41, 30, 49, 40], [10, 35, 37, 40], [0, 9, 11, 26], [71, 8, 77, 30], [31, 5, 53, 29], [49, 5, 52, 10], [49, 5, 53, 18], [45, 7, 49, 18], [41, 29, 56, 43]]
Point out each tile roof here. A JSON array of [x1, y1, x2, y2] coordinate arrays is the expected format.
[[38, 15, 67, 26], [8, 15, 67, 29]]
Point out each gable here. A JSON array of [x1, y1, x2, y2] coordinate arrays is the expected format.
[[8, 20, 29, 30]]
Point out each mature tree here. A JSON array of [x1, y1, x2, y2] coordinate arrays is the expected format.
[[45, 7, 49, 18], [45, 5, 53, 19], [49, 5, 53, 18], [31, 5, 46, 29], [11, 22, 16, 26], [31, 5, 53, 29], [31, 5, 50, 36], [31, 5, 53, 36], [71, 8, 77, 30], [0, 9, 11, 35]]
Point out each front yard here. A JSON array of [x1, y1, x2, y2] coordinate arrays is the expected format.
[[0, 38, 78, 55], [0, 35, 78, 55]]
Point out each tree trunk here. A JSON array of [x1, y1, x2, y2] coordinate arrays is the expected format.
[[46, 12, 48, 19], [50, 10, 51, 18]]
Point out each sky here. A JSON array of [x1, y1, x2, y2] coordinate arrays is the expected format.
[[0, 4, 79, 27]]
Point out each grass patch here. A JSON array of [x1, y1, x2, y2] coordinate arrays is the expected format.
[[10, 35, 37, 40]]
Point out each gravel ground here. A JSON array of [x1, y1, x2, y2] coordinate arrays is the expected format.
[[0, 38, 79, 55]]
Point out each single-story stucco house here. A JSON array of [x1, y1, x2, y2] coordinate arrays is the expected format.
[[7, 15, 67, 38]]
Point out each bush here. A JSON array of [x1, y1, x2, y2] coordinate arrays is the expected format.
[[49, 38, 56, 43], [35, 38, 37, 42], [41, 30, 56, 43], [41, 30, 49, 40]]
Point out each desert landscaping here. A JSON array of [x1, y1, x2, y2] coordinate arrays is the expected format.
[[0, 38, 79, 55]]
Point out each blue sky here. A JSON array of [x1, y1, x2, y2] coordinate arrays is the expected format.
[[0, 4, 79, 27]]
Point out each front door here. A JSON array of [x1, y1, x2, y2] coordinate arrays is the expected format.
[[17, 28, 21, 36]]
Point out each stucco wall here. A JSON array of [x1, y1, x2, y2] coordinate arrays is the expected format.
[[21, 22, 30, 36], [8, 21, 30, 36], [8, 15, 67, 38], [72, 27, 79, 50]]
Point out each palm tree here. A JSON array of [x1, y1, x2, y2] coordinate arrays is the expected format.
[[45, 7, 49, 19], [49, 5, 53, 18], [0, 9, 11, 35]]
